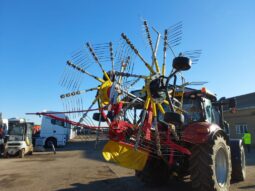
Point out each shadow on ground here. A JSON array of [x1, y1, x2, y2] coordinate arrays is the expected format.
[[57, 176, 191, 191], [238, 185, 255, 190], [43, 136, 108, 162]]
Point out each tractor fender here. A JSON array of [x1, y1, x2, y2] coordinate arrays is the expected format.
[[182, 122, 223, 144]]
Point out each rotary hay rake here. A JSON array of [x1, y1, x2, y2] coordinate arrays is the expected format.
[[57, 19, 203, 169]]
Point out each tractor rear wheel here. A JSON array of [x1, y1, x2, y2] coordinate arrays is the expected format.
[[190, 135, 231, 191], [135, 156, 169, 186]]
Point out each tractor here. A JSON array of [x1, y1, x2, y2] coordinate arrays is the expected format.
[[89, 55, 246, 191], [132, 85, 246, 190]]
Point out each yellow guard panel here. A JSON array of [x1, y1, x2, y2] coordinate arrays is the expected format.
[[102, 140, 148, 171]]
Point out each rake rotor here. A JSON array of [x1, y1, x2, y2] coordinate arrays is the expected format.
[[57, 20, 205, 165]]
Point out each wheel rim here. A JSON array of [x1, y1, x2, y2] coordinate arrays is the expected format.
[[215, 148, 228, 187]]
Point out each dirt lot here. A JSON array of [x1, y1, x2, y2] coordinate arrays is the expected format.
[[0, 136, 254, 191]]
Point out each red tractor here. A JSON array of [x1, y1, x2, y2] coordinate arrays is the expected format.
[[90, 64, 245, 191], [131, 86, 246, 191], [86, 53, 246, 191]]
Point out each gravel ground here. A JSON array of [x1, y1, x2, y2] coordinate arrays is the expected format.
[[0, 136, 254, 191]]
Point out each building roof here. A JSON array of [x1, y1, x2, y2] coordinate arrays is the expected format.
[[230, 92, 255, 109]]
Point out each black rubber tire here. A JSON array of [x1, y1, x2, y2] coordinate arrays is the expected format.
[[189, 135, 232, 191], [230, 140, 246, 181], [19, 149, 25, 158], [92, 113, 106, 122], [164, 112, 184, 125], [45, 138, 57, 148], [135, 156, 169, 186]]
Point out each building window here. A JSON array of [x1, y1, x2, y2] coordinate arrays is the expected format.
[[235, 124, 248, 135]]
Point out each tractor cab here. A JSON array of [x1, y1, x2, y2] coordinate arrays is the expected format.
[[180, 87, 218, 125], [179, 87, 236, 132], [5, 118, 33, 158]]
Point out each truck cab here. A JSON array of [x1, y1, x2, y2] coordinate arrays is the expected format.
[[36, 112, 74, 148]]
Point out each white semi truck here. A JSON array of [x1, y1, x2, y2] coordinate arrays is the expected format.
[[35, 112, 76, 148]]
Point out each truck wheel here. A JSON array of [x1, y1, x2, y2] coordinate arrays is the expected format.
[[230, 141, 246, 181], [3, 151, 8, 158], [45, 138, 57, 148], [19, 149, 25, 158], [190, 135, 231, 191], [135, 156, 169, 186]]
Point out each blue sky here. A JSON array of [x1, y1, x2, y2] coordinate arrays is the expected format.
[[1, 0, 255, 123]]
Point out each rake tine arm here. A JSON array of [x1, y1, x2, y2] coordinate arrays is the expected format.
[[60, 87, 98, 99], [162, 29, 167, 75], [86, 42, 110, 81], [109, 42, 115, 72], [121, 33, 155, 75], [67, 60, 104, 83]]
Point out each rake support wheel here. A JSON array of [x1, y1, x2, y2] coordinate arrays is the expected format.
[[135, 156, 169, 186]]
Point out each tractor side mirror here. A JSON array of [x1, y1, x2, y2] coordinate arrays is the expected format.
[[228, 98, 236, 108], [172, 56, 192, 71], [164, 112, 184, 125]]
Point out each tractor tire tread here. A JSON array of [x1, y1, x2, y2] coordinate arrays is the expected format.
[[189, 135, 231, 191]]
